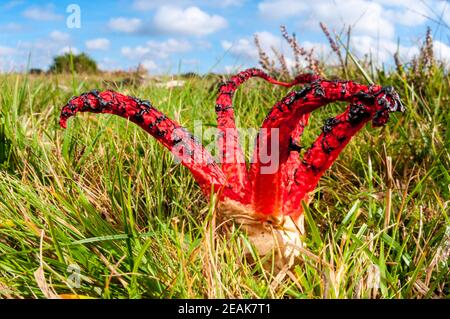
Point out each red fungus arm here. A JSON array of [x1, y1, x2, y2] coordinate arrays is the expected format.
[[215, 68, 316, 203], [59, 90, 237, 198], [250, 80, 404, 216], [280, 113, 309, 212], [283, 103, 372, 214]]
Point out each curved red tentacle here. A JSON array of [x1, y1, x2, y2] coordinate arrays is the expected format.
[[284, 87, 405, 216], [280, 113, 309, 213], [250, 80, 404, 216], [283, 103, 371, 214], [59, 90, 239, 199], [215, 68, 313, 203]]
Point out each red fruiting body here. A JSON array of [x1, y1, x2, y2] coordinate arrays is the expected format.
[[60, 68, 404, 218], [59, 90, 235, 198], [214, 69, 317, 203]]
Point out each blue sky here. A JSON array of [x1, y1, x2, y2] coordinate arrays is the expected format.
[[0, 0, 449, 74]]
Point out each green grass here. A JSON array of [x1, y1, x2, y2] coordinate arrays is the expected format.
[[0, 63, 448, 299]]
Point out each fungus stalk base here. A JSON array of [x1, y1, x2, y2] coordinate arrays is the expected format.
[[217, 199, 304, 271]]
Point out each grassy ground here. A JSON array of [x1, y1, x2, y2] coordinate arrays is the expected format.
[[0, 62, 448, 298]]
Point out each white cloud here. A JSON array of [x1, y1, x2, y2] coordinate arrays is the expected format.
[[306, 0, 394, 39], [153, 6, 227, 36], [256, 0, 448, 66], [0, 45, 17, 56], [222, 31, 334, 69], [213, 0, 244, 7], [0, 57, 19, 72], [22, 5, 63, 21], [181, 58, 200, 65], [351, 35, 395, 61], [385, 10, 427, 27], [258, 0, 307, 20], [196, 40, 212, 49], [222, 39, 257, 60], [370, 0, 405, 4], [370, 0, 448, 28], [109, 7, 227, 36], [350, 35, 422, 65], [59, 46, 79, 55], [434, 40, 450, 62], [12, 30, 79, 71], [435, 1, 450, 27], [256, 0, 446, 40], [98, 57, 118, 71], [302, 41, 333, 59], [259, 0, 450, 52], [222, 31, 284, 60], [146, 38, 192, 58], [108, 17, 143, 33], [379, 0, 435, 25], [121, 46, 151, 60], [3, 1, 24, 10], [141, 59, 158, 72], [132, 0, 244, 10], [133, 0, 189, 10], [121, 38, 192, 60], [49, 31, 70, 43], [121, 38, 193, 74], [0, 22, 23, 32], [224, 65, 240, 74], [86, 38, 111, 51], [352, 33, 450, 66]]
